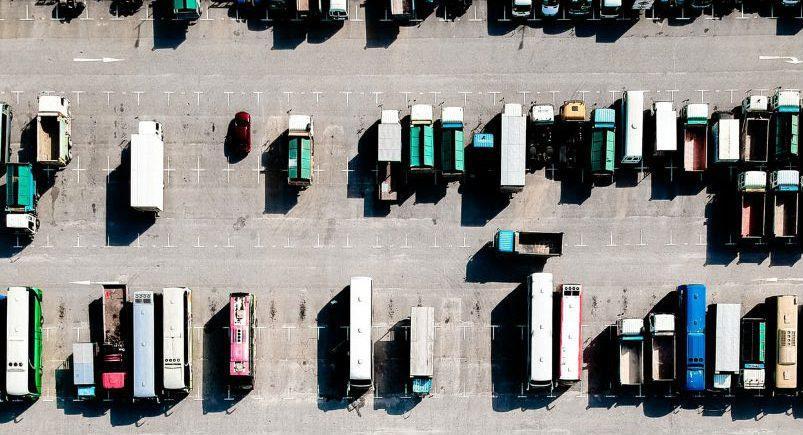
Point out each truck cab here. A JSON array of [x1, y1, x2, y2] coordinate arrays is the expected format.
[[770, 89, 800, 162], [681, 103, 709, 172], [540, 0, 560, 16], [599, 0, 621, 18], [328, 0, 348, 19], [558, 101, 587, 170], [566, 0, 591, 17], [172, 0, 202, 20], [511, 0, 533, 17], [5, 163, 39, 238]]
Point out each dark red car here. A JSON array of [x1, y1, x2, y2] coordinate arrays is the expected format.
[[231, 111, 252, 155]]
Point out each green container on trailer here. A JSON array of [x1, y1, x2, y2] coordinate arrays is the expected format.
[[441, 124, 464, 174], [288, 137, 311, 183], [173, 0, 201, 19], [410, 125, 434, 169], [5, 163, 37, 213], [590, 130, 615, 174]]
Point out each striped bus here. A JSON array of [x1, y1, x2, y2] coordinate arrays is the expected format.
[[163, 287, 192, 393], [133, 291, 158, 401], [6, 287, 43, 400], [774, 295, 797, 390], [230, 293, 255, 389]]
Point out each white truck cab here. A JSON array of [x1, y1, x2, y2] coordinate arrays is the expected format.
[[512, 0, 532, 17], [329, 0, 348, 19], [600, 0, 621, 17], [6, 214, 39, 237]]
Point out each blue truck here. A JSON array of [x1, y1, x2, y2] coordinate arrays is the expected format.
[[679, 284, 706, 392]]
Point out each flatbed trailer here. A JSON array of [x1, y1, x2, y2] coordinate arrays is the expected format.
[[494, 230, 563, 257], [682, 103, 709, 172]]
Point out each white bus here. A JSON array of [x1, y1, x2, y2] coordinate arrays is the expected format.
[[133, 291, 157, 401], [559, 284, 582, 384], [6, 287, 43, 399], [349, 277, 372, 392], [163, 287, 192, 393], [621, 91, 644, 164], [527, 273, 554, 389]]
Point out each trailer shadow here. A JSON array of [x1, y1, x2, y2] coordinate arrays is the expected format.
[[776, 15, 803, 36], [316, 287, 349, 411], [769, 246, 801, 266], [373, 318, 420, 415], [350, 120, 378, 200], [465, 243, 546, 283], [307, 20, 344, 44], [485, 2, 520, 36], [271, 22, 307, 50], [584, 325, 616, 401], [704, 191, 738, 266], [367, 0, 405, 47], [263, 132, 299, 215], [202, 300, 247, 414], [109, 0, 144, 17], [105, 144, 156, 247]]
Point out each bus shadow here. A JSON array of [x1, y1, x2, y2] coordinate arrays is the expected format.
[[491, 283, 525, 411], [0, 400, 36, 423], [373, 318, 420, 415], [316, 286, 349, 411]]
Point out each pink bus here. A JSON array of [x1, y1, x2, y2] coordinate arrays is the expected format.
[[229, 293, 255, 388]]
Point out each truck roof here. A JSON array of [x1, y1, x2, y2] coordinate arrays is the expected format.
[[739, 171, 767, 192], [288, 115, 312, 135], [774, 90, 801, 111], [530, 105, 554, 123], [593, 108, 616, 127], [560, 101, 586, 121], [617, 319, 644, 337], [772, 170, 800, 191], [715, 303, 741, 373], [715, 118, 740, 162], [500, 110, 526, 187], [38, 95, 69, 114], [503, 103, 523, 117], [130, 132, 165, 212], [442, 107, 464, 124], [410, 306, 435, 378], [743, 95, 769, 113], [650, 313, 675, 333], [138, 121, 161, 136], [685, 103, 709, 122], [72, 342, 96, 386], [411, 104, 433, 124], [380, 110, 399, 125]]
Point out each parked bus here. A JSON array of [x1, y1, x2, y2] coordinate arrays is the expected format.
[[621, 90, 644, 164], [229, 292, 255, 389], [774, 295, 797, 391], [133, 291, 157, 401], [558, 284, 582, 384], [163, 287, 192, 393], [679, 284, 706, 392], [5, 287, 43, 400], [349, 277, 373, 393], [527, 273, 554, 389]]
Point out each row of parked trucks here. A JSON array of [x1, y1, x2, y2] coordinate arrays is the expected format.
[[510, 0, 803, 20], [609, 284, 798, 393]]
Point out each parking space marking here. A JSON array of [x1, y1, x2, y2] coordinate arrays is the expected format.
[[223, 163, 234, 183], [71, 155, 85, 183], [253, 91, 263, 106], [341, 91, 351, 107], [20, 4, 33, 21], [192, 157, 205, 183], [164, 233, 176, 248], [253, 157, 265, 184], [165, 156, 175, 185], [104, 91, 114, 106], [194, 91, 203, 106], [283, 91, 293, 104], [132, 91, 143, 106], [11, 90, 22, 104], [164, 91, 174, 106], [254, 233, 264, 248]]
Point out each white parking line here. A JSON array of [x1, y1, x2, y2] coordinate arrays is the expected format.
[[71, 90, 83, 107], [71, 156, 85, 184], [194, 91, 203, 106], [131, 91, 143, 106], [283, 91, 293, 104], [253, 91, 263, 106], [341, 91, 351, 107], [165, 156, 175, 185], [222, 163, 234, 183], [11, 91, 22, 104], [192, 156, 205, 183], [20, 5, 33, 21], [164, 91, 174, 106], [312, 91, 322, 103]]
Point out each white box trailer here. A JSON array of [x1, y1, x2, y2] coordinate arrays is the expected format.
[[713, 116, 739, 164], [713, 303, 741, 390], [410, 306, 435, 395], [130, 121, 164, 213], [654, 101, 677, 154], [500, 104, 526, 192], [349, 277, 372, 392]]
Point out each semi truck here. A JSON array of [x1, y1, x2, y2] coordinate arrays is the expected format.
[[494, 229, 563, 258], [288, 115, 314, 188], [0, 102, 11, 168], [36, 96, 72, 168], [682, 103, 708, 172], [377, 110, 402, 202], [648, 313, 676, 383], [740, 317, 766, 390], [72, 342, 98, 400], [410, 306, 435, 395], [738, 171, 767, 244], [713, 112, 739, 165], [740, 95, 770, 165], [679, 284, 706, 392], [101, 284, 127, 394], [390, 0, 415, 20], [558, 101, 587, 170], [770, 170, 800, 242], [4, 163, 40, 238], [713, 303, 740, 391], [172, 0, 201, 20], [500, 104, 526, 193], [590, 108, 615, 182], [440, 107, 465, 180], [130, 121, 164, 214], [617, 318, 644, 387], [511, 0, 532, 17], [653, 101, 677, 156], [771, 89, 800, 162], [409, 104, 435, 175], [528, 104, 555, 169]]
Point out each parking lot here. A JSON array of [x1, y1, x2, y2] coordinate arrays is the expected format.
[[2, 0, 803, 431]]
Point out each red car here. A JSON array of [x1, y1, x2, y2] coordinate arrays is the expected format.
[[231, 111, 252, 155]]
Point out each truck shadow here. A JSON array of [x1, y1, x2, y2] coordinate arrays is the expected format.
[[272, 22, 307, 50], [152, 2, 189, 51], [373, 318, 420, 415], [364, 0, 400, 48], [202, 299, 248, 414], [465, 242, 545, 283], [704, 189, 738, 266], [776, 15, 803, 36], [316, 286, 349, 410], [263, 131, 299, 215], [109, 0, 144, 17], [105, 144, 156, 246], [461, 113, 509, 226], [485, 2, 519, 36]]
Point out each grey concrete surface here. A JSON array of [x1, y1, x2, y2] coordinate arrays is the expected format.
[[1, 0, 803, 432]]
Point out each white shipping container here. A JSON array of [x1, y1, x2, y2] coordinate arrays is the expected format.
[[654, 102, 677, 153], [501, 104, 526, 190], [715, 118, 740, 163], [714, 303, 741, 389]]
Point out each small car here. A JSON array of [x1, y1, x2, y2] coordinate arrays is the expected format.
[[230, 111, 252, 155]]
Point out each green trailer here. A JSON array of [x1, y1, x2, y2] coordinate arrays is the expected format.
[[590, 108, 615, 180], [288, 115, 314, 189], [771, 90, 800, 162], [5, 163, 39, 237], [440, 106, 465, 179], [409, 104, 435, 173]]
